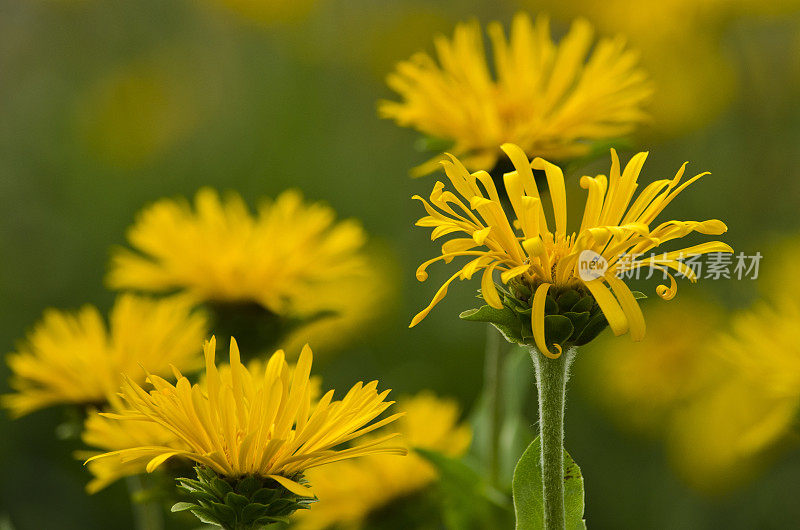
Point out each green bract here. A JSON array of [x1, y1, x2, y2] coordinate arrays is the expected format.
[[173, 467, 315, 530]]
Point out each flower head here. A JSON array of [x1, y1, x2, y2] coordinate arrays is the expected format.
[[108, 188, 372, 322], [294, 392, 471, 530], [2, 294, 207, 417], [410, 143, 732, 357], [86, 337, 405, 496], [380, 13, 652, 176]]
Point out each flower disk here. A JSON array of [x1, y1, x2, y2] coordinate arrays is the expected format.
[[107, 188, 370, 320], [2, 294, 207, 417], [410, 143, 732, 357], [86, 337, 406, 496], [380, 13, 653, 176]]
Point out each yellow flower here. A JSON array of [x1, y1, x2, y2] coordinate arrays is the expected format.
[[380, 13, 652, 176], [108, 188, 374, 322], [580, 297, 723, 436], [2, 294, 207, 418], [80, 357, 321, 493], [86, 337, 405, 496], [294, 392, 471, 530], [410, 144, 732, 357], [80, 396, 189, 494]]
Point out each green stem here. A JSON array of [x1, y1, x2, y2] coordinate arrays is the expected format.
[[483, 325, 504, 485], [126, 475, 164, 530], [530, 347, 575, 530]]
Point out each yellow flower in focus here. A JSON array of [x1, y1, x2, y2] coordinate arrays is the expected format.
[[380, 13, 652, 176], [410, 144, 732, 356], [2, 294, 207, 418], [108, 188, 374, 324], [86, 337, 405, 495], [294, 392, 471, 530], [581, 297, 723, 435], [80, 357, 321, 493]]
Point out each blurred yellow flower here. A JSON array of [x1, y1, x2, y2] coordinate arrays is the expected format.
[[581, 297, 723, 435], [108, 188, 381, 329], [2, 294, 207, 418], [76, 54, 202, 168], [380, 12, 652, 176], [87, 337, 406, 495], [519, 1, 800, 135], [410, 144, 731, 356], [294, 392, 471, 530]]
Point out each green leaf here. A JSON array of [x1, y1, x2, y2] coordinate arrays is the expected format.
[[417, 449, 510, 530], [631, 290, 647, 300], [211, 477, 233, 498], [543, 315, 573, 346], [512, 436, 586, 530]]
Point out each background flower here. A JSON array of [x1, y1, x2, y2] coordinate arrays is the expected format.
[[2, 294, 207, 418], [295, 391, 471, 529]]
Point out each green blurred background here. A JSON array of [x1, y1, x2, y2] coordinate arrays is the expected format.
[[1, 0, 799, 528]]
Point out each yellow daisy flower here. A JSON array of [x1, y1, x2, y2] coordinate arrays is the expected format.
[[294, 392, 471, 530], [86, 336, 406, 496], [410, 143, 732, 357], [107, 188, 378, 338], [2, 294, 207, 418], [80, 356, 322, 494], [380, 12, 653, 176]]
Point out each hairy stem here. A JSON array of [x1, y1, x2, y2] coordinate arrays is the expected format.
[[531, 347, 575, 530]]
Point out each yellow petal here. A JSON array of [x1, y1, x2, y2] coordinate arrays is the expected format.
[[532, 283, 562, 359]]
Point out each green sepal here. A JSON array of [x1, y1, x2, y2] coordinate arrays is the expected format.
[[543, 315, 573, 347], [572, 311, 609, 346], [460, 306, 524, 346], [570, 296, 594, 314], [562, 311, 590, 341], [174, 466, 315, 530], [555, 290, 581, 312]]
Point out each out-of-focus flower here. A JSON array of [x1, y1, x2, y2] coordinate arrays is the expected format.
[[410, 144, 731, 357], [294, 391, 471, 530], [520, 1, 800, 136], [580, 297, 723, 435], [2, 295, 207, 418], [76, 54, 203, 168], [108, 188, 387, 353], [80, 396, 188, 494], [380, 13, 652, 176], [86, 337, 405, 494]]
